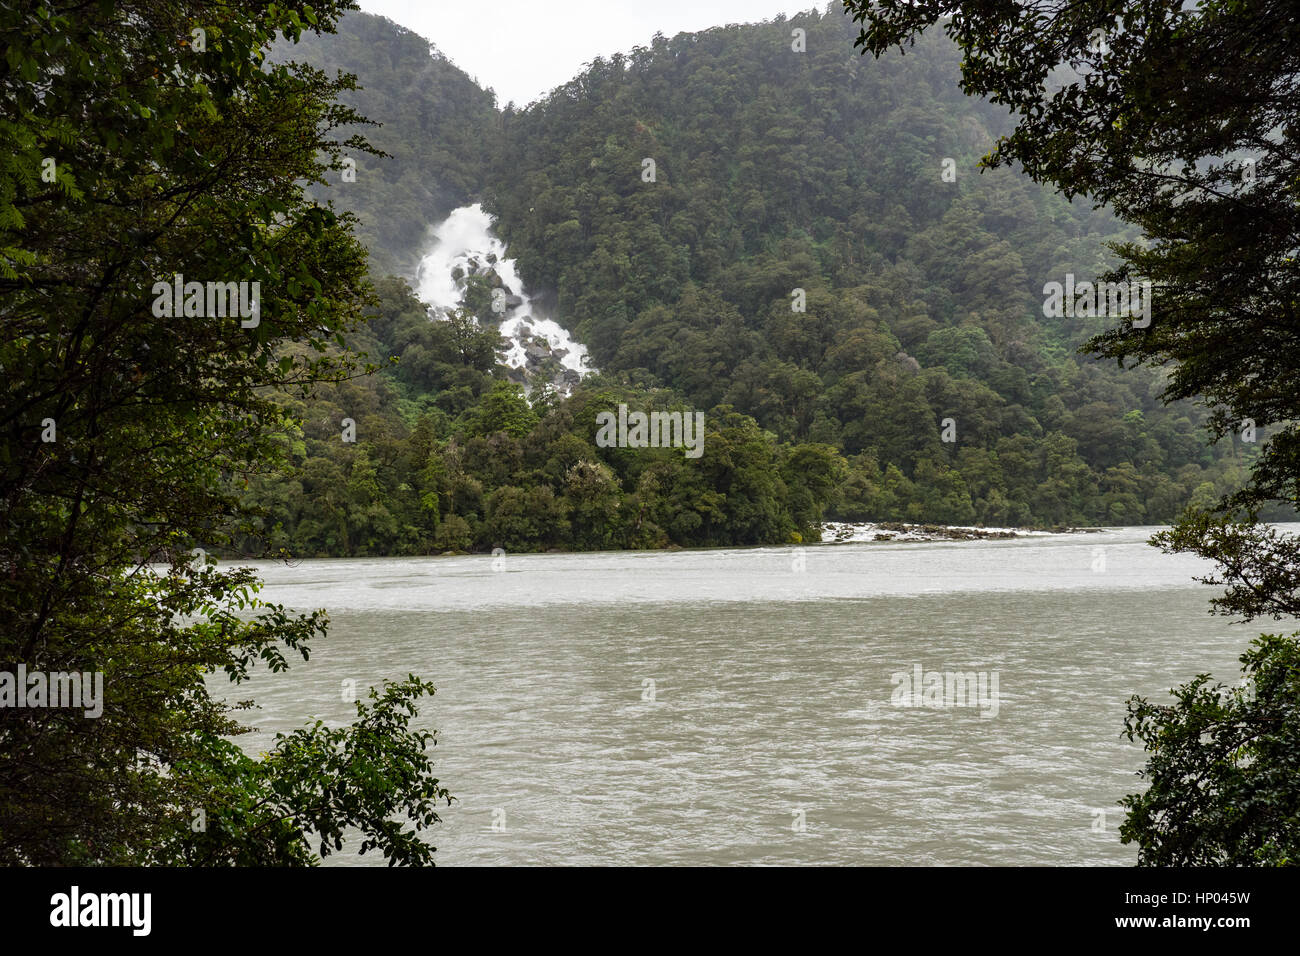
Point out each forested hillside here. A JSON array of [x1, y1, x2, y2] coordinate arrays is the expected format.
[[240, 278, 842, 555], [277, 14, 499, 276], [250, 4, 1265, 555]]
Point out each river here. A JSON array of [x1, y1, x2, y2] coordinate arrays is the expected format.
[[222, 526, 1262, 865]]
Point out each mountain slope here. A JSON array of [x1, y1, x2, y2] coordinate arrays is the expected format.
[[267, 5, 1260, 540], [477, 6, 1250, 525], [275, 13, 499, 276]]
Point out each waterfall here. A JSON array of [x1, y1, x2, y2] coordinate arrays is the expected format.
[[413, 203, 594, 391]]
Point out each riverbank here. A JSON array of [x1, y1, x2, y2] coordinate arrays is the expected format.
[[819, 521, 1108, 543]]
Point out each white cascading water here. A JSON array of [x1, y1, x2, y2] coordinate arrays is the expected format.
[[413, 203, 594, 391]]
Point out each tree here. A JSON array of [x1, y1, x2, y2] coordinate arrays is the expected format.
[[844, 0, 1300, 513], [563, 459, 622, 549], [470, 381, 539, 438], [0, 0, 451, 864], [465, 5, 1236, 529], [845, 0, 1300, 863], [1120, 634, 1300, 866]]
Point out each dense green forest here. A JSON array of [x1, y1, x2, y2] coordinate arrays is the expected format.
[[254, 5, 1268, 556], [275, 15, 498, 277], [242, 278, 842, 554]]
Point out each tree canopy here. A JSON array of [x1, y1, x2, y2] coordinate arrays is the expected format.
[[265, 5, 1267, 540], [1, 0, 450, 865]]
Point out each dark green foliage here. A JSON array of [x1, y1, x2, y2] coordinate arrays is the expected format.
[[163, 677, 453, 866], [239, 278, 835, 554], [272, 6, 1259, 535], [845, 0, 1300, 520], [471, 8, 1250, 527], [1120, 634, 1300, 866], [1, 0, 450, 865]]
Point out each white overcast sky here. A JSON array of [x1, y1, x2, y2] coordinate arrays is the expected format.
[[356, 1, 823, 106]]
